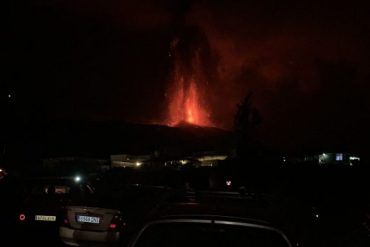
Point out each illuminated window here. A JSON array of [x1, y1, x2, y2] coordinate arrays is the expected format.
[[336, 153, 343, 161]]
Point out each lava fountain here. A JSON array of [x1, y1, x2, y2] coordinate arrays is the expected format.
[[168, 75, 211, 126], [166, 31, 214, 127]]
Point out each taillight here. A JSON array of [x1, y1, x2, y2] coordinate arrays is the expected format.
[[109, 223, 117, 230], [63, 218, 70, 226], [19, 213, 26, 221], [62, 208, 70, 227], [108, 214, 125, 231]]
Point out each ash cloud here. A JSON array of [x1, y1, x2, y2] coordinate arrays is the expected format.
[[66, 0, 370, 150], [178, 0, 370, 150], [9, 0, 370, 151]]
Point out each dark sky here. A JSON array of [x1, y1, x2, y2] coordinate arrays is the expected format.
[[3, 0, 370, 153]]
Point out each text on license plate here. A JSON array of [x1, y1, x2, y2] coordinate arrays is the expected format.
[[35, 215, 57, 221], [77, 215, 100, 224]]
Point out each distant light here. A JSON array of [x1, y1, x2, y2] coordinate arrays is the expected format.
[[315, 214, 319, 219], [336, 153, 343, 161], [349, 156, 360, 161], [226, 180, 232, 187], [19, 214, 26, 221], [0, 169, 3, 172], [109, 223, 117, 229], [135, 162, 142, 167], [7, 94, 12, 98], [198, 155, 227, 162], [180, 160, 188, 165], [74, 176, 82, 183]]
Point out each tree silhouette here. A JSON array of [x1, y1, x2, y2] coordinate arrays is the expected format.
[[233, 93, 262, 160]]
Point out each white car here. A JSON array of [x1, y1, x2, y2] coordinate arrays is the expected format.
[[60, 206, 124, 246], [59, 184, 170, 246]]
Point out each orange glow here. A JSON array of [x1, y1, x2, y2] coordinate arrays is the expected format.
[[168, 77, 212, 126], [166, 36, 213, 127], [185, 82, 200, 124]]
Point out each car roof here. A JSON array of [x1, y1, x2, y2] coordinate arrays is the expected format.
[[151, 212, 271, 227], [129, 202, 294, 247], [146, 190, 284, 226]]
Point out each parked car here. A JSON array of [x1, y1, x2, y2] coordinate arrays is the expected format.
[[59, 184, 170, 246], [127, 196, 294, 247], [15, 175, 94, 243]]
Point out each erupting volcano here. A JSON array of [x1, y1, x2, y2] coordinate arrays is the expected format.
[[166, 27, 215, 127], [168, 76, 211, 126]]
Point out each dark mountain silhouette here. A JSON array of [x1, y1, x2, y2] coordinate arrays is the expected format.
[[3, 120, 233, 162]]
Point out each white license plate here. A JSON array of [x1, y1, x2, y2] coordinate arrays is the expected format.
[[76, 215, 100, 224], [35, 215, 57, 221]]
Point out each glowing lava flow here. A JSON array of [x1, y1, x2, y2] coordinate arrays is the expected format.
[[168, 77, 212, 126]]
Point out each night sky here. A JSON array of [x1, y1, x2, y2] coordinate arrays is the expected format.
[[3, 0, 370, 154]]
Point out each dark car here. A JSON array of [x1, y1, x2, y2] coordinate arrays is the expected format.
[[127, 194, 294, 247], [128, 216, 292, 247], [0, 172, 24, 228], [14, 176, 94, 244]]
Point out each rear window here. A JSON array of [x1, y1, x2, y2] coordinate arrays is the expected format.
[[28, 184, 70, 196], [21, 179, 94, 201], [134, 222, 290, 247], [54, 185, 69, 194]]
